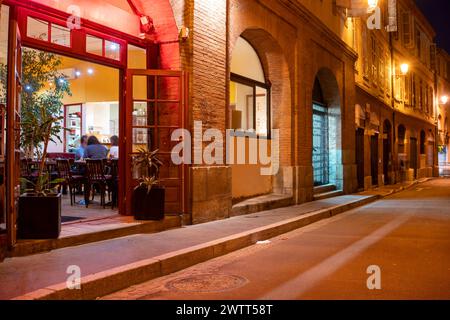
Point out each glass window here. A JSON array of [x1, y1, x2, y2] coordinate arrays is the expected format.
[[105, 40, 120, 61], [86, 34, 103, 56], [230, 81, 254, 132], [26, 16, 72, 48], [51, 24, 70, 47], [87, 35, 122, 62], [229, 37, 270, 137], [128, 44, 147, 69], [27, 17, 49, 41]]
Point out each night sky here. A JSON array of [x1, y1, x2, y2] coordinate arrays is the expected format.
[[414, 0, 450, 53]]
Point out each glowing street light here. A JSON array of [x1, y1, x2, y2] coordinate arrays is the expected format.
[[441, 95, 449, 105], [400, 63, 409, 76]]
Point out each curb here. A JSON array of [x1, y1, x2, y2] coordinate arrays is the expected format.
[[11, 216, 182, 257], [13, 194, 379, 300]]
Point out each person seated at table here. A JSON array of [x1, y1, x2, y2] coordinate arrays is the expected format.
[[109, 135, 119, 159], [85, 136, 108, 160], [75, 135, 88, 160]]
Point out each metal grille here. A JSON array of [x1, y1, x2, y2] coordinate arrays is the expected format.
[[313, 104, 329, 186]]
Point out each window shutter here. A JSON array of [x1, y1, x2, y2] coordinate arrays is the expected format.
[[430, 44, 437, 71], [402, 11, 413, 48]]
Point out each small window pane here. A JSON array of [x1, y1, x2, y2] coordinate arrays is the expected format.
[[157, 76, 180, 100], [229, 81, 254, 131], [105, 40, 120, 61], [128, 45, 147, 68], [133, 102, 155, 126], [27, 17, 49, 41], [51, 24, 70, 47], [86, 35, 103, 56], [255, 86, 268, 136], [132, 75, 153, 100]]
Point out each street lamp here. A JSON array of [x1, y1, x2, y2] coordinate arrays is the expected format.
[[400, 63, 409, 76], [441, 95, 449, 105]]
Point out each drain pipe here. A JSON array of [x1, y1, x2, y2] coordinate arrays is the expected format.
[[389, 32, 397, 182]]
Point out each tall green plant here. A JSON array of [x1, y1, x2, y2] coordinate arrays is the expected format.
[[20, 49, 71, 195], [21, 48, 71, 158]]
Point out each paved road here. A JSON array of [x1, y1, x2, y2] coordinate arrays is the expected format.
[[103, 179, 450, 300]]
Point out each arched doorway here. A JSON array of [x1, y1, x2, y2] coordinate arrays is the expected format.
[[312, 69, 341, 189], [383, 120, 392, 185]]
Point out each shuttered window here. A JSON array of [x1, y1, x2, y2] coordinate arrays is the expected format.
[[402, 11, 413, 48]]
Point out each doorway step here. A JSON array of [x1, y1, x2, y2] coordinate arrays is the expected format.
[[313, 184, 343, 201], [10, 215, 182, 257], [231, 193, 293, 217]]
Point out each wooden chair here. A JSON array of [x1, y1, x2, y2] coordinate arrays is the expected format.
[[20, 159, 30, 178], [56, 159, 84, 206], [85, 159, 111, 208]]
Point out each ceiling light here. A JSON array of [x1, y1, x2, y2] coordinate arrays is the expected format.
[[87, 68, 94, 75]]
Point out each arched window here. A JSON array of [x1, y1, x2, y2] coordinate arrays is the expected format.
[[230, 37, 270, 137]]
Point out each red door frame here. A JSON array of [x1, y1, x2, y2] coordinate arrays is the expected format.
[[5, 5, 22, 248], [124, 70, 189, 217]]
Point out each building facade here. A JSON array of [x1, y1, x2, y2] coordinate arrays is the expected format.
[[0, 0, 446, 260], [436, 48, 450, 173], [352, 0, 439, 190]]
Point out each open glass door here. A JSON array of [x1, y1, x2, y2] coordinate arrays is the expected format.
[[125, 70, 187, 216], [6, 15, 22, 248]]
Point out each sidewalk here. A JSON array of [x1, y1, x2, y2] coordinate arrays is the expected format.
[[0, 179, 431, 300]]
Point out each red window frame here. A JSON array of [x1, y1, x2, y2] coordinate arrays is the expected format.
[[84, 29, 126, 64], [24, 14, 73, 49], [17, 7, 128, 69]]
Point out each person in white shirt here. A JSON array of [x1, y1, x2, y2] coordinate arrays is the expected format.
[[109, 135, 119, 159]]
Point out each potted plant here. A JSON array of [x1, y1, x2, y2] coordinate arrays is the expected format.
[[18, 49, 71, 239], [132, 148, 165, 221], [18, 111, 66, 239]]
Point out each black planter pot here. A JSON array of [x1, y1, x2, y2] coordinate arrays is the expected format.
[[0, 231, 6, 262], [18, 193, 61, 239], [132, 186, 165, 221]]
